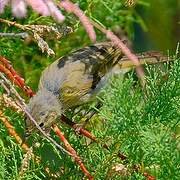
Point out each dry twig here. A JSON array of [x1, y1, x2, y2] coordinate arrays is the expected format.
[[0, 18, 72, 56]]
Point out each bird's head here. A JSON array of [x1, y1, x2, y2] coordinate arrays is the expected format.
[[25, 89, 62, 136]]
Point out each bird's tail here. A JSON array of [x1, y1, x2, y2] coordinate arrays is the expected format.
[[112, 51, 171, 74]]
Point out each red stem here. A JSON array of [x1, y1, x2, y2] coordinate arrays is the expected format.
[[0, 56, 35, 97], [143, 172, 156, 180], [61, 115, 97, 142], [52, 124, 93, 180]]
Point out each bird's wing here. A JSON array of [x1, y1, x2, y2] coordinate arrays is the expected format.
[[58, 43, 123, 108]]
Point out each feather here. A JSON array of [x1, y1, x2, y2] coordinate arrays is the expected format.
[[55, 42, 123, 108]]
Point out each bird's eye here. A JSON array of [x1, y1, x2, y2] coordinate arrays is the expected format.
[[40, 112, 46, 116], [39, 122, 44, 127]]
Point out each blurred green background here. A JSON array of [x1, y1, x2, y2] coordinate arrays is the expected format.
[[133, 0, 180, 52]]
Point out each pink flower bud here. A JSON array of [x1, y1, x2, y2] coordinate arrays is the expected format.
[[0, 0, 9, 13], [26, 0, 50, 16], [11, 0, 27, 18], [46, 0, 65, 22]]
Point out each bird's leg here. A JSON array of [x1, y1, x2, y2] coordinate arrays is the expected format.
[[61, 114, 98, 141], [71, 106, 87, 116], [74, 102, 102, 134], [83, 102, 102, 127]]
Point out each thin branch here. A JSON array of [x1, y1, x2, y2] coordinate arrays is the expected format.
[[61, 114, 97, 142], [52, 124, 94, 180], [19, 147, 34, 177], [0, 18, 72, 56], [59, 0, 96, 42], [0, 56, 34, 97], [0, 18, 30, 31], [0, 110, 30, 151], [0, 32, 29, 38]]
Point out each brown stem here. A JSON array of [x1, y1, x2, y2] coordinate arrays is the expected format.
[[143, 172, 156, 180], [0, 18, 31, 31], [52, 124, 94, 180], [61, 115, 97, 142], [0, 110, 29, 152], [0, 56, 34, 97], [0, 32, 29, 38]]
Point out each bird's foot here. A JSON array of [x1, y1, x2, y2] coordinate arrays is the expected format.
[[74, 123, 86, 135]]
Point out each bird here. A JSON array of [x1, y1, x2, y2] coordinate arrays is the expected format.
[[25, 42, 168, 136], [25, 42, 124, 135]]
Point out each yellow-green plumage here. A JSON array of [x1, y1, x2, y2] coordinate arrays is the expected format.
[[39, 42, 123, 108]]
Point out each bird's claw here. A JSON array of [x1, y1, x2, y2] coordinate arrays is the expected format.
[[74, 123, 84, 135]]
